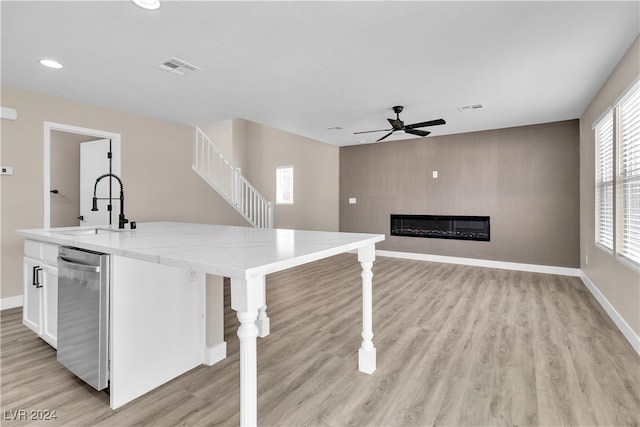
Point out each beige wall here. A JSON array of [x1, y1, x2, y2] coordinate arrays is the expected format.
[[1, 86, 341, 301], [200, 119, 233, 161], [0, 85, 248, 300], [580, 36, 640, 338], [340, 120, 580, 267], [245, 121, 340, 231], [198, 117, 340, 232]]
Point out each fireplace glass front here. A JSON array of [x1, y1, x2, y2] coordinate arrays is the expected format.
[[390, 214, 490, 241]]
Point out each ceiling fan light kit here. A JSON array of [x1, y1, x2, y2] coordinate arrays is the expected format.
[[354, 106, 445, 142]]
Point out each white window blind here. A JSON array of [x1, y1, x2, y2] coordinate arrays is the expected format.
[[595, 113, 614, 250], [619, 83, 640, 264]]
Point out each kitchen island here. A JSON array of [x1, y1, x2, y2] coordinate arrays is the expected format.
[[17, 222, 385, 426]]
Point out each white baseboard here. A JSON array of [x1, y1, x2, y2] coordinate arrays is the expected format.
[[377, 250, 581, 277], [0, 295, 23, 310], [580, 273, 640, 355], [204, 341, 227, 366]]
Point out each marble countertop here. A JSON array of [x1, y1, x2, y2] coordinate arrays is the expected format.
[[17, 222, 385, 279]]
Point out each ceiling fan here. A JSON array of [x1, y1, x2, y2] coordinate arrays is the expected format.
[[354, 106, 446, 142]]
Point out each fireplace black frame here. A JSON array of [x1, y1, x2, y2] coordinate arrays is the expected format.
[[390, 214, 490, 242]]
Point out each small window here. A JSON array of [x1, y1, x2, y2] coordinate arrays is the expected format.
[[276, 166, 293, 205]]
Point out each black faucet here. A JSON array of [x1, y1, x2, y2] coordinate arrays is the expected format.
[[91, 173, 129, 229]]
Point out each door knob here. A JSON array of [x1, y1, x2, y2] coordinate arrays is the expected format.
[[78, 215, 84, 221], [50, 189, 59, 194]]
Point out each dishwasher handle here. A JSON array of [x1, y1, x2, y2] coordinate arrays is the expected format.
[[57, 257, 101, 273]]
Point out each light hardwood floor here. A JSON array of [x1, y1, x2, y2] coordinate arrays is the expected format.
[[1, 254, 639, 426]]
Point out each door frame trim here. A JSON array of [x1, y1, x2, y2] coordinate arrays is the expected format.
[[44, 122, 121, 228]]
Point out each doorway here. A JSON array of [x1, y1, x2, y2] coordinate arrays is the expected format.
[[44, 122, 121, 229]]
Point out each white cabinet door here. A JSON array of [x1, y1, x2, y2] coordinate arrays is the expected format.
[[42, 265, 58, 348], [23, 257, 43, 335]]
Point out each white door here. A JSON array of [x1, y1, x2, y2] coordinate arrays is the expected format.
[[80, 139, 122, 226]]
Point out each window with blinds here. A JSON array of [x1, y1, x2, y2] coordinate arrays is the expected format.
[[595, 113, 614, 250], [619, 84, 640, 264], [594, 80, 640, 267]]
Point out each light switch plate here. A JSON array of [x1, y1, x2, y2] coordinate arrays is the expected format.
[[1, 166, 13, 175], [432, 170, 438, 179], [348, 197, 357, 204]]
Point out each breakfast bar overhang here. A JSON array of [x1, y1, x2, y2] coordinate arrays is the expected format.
[[17, 222, 385, 427]]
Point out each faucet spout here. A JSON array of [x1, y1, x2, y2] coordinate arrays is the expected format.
[[92, 173, 129, 229]]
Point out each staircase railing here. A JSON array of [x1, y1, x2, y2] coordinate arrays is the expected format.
[[192, 127, 274, 228]]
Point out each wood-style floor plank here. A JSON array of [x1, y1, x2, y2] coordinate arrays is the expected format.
[[1, 254, 638, 426]]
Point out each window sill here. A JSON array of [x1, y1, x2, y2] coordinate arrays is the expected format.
[[617, 255, 640, 272], [595, 243, 640, 272], [596, 243, 614, 256]]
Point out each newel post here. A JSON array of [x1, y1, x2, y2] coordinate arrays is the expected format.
[[267, 202, 274, 228]]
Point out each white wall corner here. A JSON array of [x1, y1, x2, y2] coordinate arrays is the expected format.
[[580, 272, 640, 356], [1, 106, 17, 121], [1, 295, 24, 310], [204, 341, 227, 366]]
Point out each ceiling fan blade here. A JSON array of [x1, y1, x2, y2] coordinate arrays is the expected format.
[[405, 128, 431, 137], [387, 118, 404, 130], [353, 128, 393, 135], [376, 132, 394, 142], [404, 119, 446, 129]]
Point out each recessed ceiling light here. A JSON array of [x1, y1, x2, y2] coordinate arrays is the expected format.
[[39, 59, 63, 69], [132, 0, 161, 10]]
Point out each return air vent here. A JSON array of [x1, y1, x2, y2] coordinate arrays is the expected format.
[[458, 103, 486, 112], [158, 57, 201, 75]]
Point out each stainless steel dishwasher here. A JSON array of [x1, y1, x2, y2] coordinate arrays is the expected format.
[[57, 246, 110, 391]]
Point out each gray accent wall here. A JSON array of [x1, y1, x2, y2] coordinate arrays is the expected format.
[[340, 120, 580, 267]]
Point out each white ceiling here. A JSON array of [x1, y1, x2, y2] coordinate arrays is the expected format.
[[2, 1, 639, 146]]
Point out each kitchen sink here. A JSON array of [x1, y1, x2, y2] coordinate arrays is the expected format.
[[56, 228, 130, 236]]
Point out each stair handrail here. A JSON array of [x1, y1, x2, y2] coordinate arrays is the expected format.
[[192, 127, 274, 228]]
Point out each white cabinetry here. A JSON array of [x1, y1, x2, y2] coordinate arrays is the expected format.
[[22, 240, 59, 348], [23, 256, 42, 334]]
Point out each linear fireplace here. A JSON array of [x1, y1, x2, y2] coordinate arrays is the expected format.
[[390, 214, 490, 242]]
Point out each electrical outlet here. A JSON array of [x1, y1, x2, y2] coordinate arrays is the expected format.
[[349, 197, 357, 204], [432, 170, 438, 179], [188, 269, 197, 282]]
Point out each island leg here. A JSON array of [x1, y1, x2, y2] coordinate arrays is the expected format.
[[237, 310, 259, 426], [358, 244, 376, 374], [256, 277, 270, 338], [230, 276, 265, 427]]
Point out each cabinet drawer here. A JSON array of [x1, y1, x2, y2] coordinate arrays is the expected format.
[[42, 243, 59, 265], [24, 240, 42, 259]]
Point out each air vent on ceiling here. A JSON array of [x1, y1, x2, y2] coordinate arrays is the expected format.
[[158, 57, 201, 75], [458, 103, 486, 112]]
